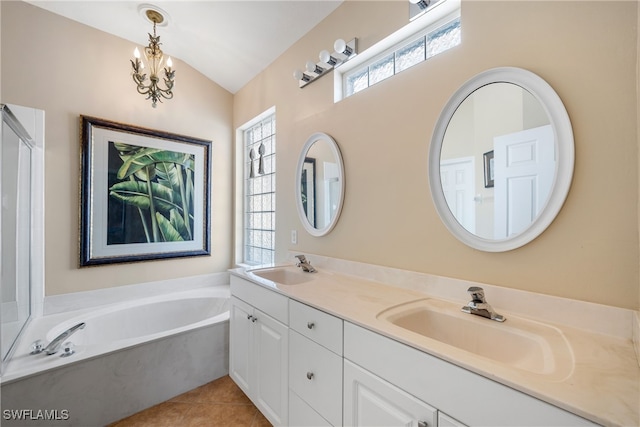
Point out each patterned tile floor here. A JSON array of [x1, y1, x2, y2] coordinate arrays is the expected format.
[[109, 375, 271, 427]]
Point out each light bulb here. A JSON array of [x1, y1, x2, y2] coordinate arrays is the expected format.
[[133, 47, 141, 59], [166, 57, 173, 68], [293, 69, 308, 81], [306, 60, 320, 74], [319, 50, 336, 66], [334, 39, 346, 54]]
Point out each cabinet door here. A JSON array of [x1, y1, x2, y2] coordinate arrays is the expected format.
[[254, 308, 289, 426], [229, 296, 253, 395], [344, 360, 437, 427]]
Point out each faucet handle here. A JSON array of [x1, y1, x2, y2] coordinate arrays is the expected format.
[[467, 286, 486, 303], [295, 254, 307, 263]]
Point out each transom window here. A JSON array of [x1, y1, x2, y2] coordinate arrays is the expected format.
[[336, 0, 461, 102]]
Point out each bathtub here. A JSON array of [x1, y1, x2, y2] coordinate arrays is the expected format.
[[1, 284, 230, 426]]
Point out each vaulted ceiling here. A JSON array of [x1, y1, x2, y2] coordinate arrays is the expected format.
[[26, 1, 343, 93]]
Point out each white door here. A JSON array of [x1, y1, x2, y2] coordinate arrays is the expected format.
[[344, 360, 437, 427], [254, 309, 289, 426], [440, 157, 475, 233], [493, 125, 555, 239]]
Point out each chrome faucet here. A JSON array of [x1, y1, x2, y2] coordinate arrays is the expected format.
[[461, 287, 505, 322], [41, 322, 86, 355], [295, 255, 317, 273]]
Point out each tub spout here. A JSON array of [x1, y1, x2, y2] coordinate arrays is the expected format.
[[43, 322, 86, 355]]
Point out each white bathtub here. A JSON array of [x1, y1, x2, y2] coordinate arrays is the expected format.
[[1, 284, 230, 426]]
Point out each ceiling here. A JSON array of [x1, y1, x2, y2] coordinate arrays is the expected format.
[[26, 1, 343, 94]]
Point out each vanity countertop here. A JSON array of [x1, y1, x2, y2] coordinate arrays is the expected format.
[[231, 265, 640, 427]]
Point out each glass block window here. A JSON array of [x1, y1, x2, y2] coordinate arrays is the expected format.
[[243, 114, 276, 266], [344, 16, 461, 98]]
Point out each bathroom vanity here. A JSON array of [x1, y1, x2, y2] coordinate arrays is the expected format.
[[229, 258, 639, 427]]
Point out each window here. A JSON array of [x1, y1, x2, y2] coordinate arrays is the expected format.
[[335, 0, 461, 102], [239, 111, 276, 266]]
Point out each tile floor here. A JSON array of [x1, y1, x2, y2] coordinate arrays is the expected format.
[[109, 375, 271, 427]]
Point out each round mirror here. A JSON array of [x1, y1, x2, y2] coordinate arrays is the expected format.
[[296, 132, 345, 236], [429, 67, 574, 252]]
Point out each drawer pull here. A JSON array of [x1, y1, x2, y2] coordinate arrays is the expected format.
[[418, 421, 428, 427], [247, 315, 253, 321], [252, 316, 258, 323], [306, 372, 314, 380], [307, 322, 315, 329]]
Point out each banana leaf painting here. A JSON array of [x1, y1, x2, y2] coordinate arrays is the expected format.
[[107, 142, 195, 245], [80, 116, 211, 266]]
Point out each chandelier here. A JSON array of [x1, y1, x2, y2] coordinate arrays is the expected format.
[[130, 9, 175, 108]]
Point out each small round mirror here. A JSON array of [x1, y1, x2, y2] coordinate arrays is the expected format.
[[295, 132, 345, 236], [429, 67, 574, 251]]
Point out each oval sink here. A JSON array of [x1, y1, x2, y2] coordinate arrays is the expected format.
[[249, 266, 315, 286], [377, 298, 574, 380]]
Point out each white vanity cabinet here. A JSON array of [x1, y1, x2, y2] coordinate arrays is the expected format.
[[230, 276, 289, 426], [344, 322, 596, 427], [288, 300, 343, 426]]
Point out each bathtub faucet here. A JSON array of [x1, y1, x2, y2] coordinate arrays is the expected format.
[[42, 322, 86, 355], [295, 255, 317, 273]]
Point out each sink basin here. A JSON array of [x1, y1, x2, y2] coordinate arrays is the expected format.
[[249, 266, 315, 286], [377, 298, 574, 380]]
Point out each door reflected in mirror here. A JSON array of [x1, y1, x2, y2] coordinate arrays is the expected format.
[[296, 133, 345, 237], [441, 82, 552, 240]]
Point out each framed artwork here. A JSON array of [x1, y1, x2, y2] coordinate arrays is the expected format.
[[483, 150, 495, 188], [79, 116, 211, 266]]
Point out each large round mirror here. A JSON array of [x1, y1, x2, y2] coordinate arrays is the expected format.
[[296, 132, 345, 236], [429, 67, 574, 252]]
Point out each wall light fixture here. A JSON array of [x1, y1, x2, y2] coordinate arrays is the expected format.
[[410, 0, 433, 21], [293, 38, 358, 88]]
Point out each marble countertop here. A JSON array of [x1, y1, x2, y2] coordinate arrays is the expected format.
[[231, 264, 640, 427]]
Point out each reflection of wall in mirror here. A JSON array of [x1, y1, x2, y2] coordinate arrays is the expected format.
[[440, 83, 550, 239]]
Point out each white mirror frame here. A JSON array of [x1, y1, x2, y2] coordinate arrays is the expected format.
[[429, 67, 574, 252], [295, 132, 345, 237]]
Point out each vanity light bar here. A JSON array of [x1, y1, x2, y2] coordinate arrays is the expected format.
[[293, 38, 358, 88]]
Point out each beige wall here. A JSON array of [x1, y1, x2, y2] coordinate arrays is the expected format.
[[1, 1, 234, 295], [235, 1, 639, 310]]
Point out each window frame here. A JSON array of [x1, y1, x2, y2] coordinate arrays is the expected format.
[[234, 107, 276, 268]]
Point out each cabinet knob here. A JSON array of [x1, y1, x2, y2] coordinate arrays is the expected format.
[[307, 322, 315, 329], [306, 372, 314, 380]]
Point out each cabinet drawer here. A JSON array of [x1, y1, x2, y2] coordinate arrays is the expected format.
[[230, 275, 288, 324], [290, 299, 343, 355], [289, 330, 342, 426], [289, 391, 332, 427]]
